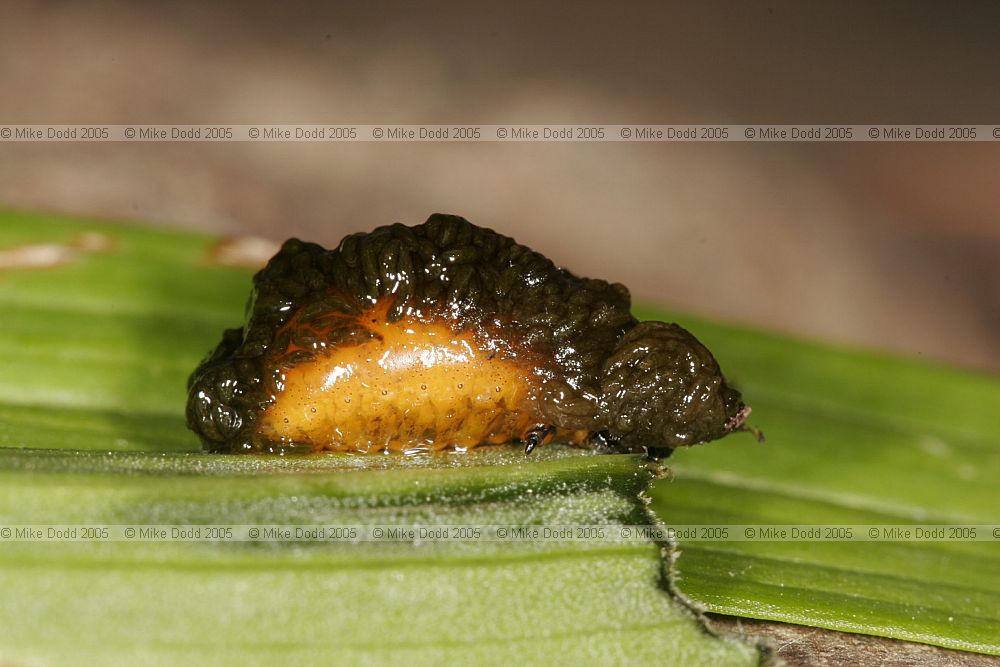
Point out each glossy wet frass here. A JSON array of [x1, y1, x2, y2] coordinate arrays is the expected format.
[[187, 214, 751, 455]]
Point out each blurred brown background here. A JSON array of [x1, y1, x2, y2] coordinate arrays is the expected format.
[[1, 1, 998, 371]]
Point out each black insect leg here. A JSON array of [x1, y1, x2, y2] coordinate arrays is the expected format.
[[524, 425, 556, 455], [588, 431, 674, 459], [644, 445, 675, 460], [586, 430, 618, 453]]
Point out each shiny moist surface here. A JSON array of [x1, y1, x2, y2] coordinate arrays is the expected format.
[[187, 214, 747, 454]]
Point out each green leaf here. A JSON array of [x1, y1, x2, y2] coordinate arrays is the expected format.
[[5, 208, 996, 660], [0, 212, 759, 666], [635, 306, 1000, 655]]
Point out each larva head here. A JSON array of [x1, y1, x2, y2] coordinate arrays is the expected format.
[[600, 321, 749, 453]]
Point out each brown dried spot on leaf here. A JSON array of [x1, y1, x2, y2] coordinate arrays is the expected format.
[[207, 236, 281, 269], [0, 232, 114, 271]]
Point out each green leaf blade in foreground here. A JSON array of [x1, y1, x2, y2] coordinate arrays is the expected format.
[[633, 306, 1000, 655], [0, 448, 756, 667], [0, 211, 758, 666]]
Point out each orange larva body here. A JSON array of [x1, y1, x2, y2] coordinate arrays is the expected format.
[[260, 301, 584, 453]]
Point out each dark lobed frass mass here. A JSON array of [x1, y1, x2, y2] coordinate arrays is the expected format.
[[187, 213, 753, 456]]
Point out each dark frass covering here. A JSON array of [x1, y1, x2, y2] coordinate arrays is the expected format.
[[187, 214, 750, 456]]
